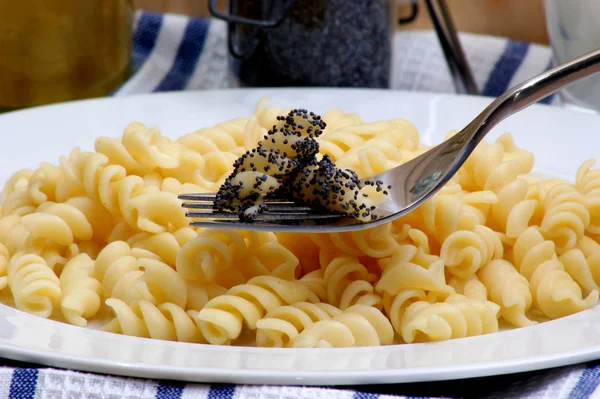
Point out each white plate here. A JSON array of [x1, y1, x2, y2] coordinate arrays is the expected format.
[[1, 88, 600, 386]]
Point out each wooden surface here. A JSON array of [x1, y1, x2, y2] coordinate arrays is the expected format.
[[134, 0, 550, 44], [135, 0, 208, 17]]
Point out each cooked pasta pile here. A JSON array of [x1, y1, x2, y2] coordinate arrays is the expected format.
[[0, 98, 599, 347]]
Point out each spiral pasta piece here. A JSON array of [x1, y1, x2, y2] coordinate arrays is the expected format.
[[311, 223, 399, 259], [576, 159, 600, 234], [246, 241, 300, 281], [125, 190, 187, 234], [195, 276, 316, 345], [323, 256, 381, 310], [95, 241, 134, 282], [538, 183, 590, 254], [103, 299, 204, 343], [177, 122, 246, 189], [578, 235, 600, 258], [495, 133, 535, 174], [559, 248, 600, 295], [459, 190, 498, 228], [95, 241, 157, 303], [513, 227, 598, 318], [491, 178, 537, 238], [399, 294, 500, 343], [21, 200, 93, 248], [0, 242, 9, 290], [19, 203, 99, 272], [27, 162, 63, 205], [275, 232, 321, 275], [574, 236, 600, 288], [86, 126, 204, 228], [95, 122, 181, 175], [8, 252, 61, 317], [58, 150, 149, 230], [477, 259, 535, 327], [320, 109, 363, 134], [299, 269, 327, 302], [63, 153, 186, 238], [0, 215, 30, 256], [376, 258, 448, 297], [291, 304, 394, 348], [454, 137, 537, 238], [447, 276, 487, 301], [59, 253, 101, 326], [391, 226, 440, 268], [399, 193, 471, 244], [128, 227, 198, 267], [186, 281, 227, 311], [256, 301, 342, 347], [383, 289, 427, 334], [178, 124, 246, 158], [335, 146, 400, 180], [318, 118, 419, 163], [253, 98, 288, 132], [176, 229, 258, 283], [58, 150, 118, 203], [0, 169, 32, 204], [155, 176, 207, 197], [457, 138, 520, 192], [2, 187, 36, 217], [440, 225, 503, 278], [134, 257, 188, 308]]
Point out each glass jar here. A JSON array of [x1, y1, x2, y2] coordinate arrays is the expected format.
[[210, 0, 393, 88], [0, 0, 133, 110], [544, 0, 600, 112]]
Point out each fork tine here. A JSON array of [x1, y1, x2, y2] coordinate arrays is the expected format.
[[181, 202, 216, 210], [263, 204, 313, 212], [187, 212, 342, 221], [178, 193, 296, 204], [189, 220, 311, 229], [180, 192, 343, 226], [189, 220, 328, 229], [178, 193, 217, 201], [185, 211, 240, 219], [181, 202, 313, 212]]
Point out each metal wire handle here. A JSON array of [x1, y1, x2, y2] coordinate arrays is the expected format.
[[209, 0, 293, 59], [424, 0, 478, 95]]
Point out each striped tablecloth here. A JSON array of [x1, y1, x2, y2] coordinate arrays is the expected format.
[[4, 10, 600, 399]]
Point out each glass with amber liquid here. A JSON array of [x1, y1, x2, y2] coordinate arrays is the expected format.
[[0, 0, 133, 109]]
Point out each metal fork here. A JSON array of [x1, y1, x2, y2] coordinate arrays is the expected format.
[[180, 47, 600, 233]]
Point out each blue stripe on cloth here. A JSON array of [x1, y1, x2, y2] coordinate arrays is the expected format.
[[132, 12, 164, 74], [155, 381, 185, 399], [482, 41, 530, 97], [154, 18, 210, 92], [539, 58, 556, 105], [8, 369, 38, 399], [207, 384, 236, 399], [569, 364, 600, 399], [353, 392, 379, 399]]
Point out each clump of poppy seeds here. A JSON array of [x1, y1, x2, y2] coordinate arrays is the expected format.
[[214, 109, 388, 221]]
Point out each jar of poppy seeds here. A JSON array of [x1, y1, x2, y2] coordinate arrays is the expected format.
[[209, 0, 393, 88]]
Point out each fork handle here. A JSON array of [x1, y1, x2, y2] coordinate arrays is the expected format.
[[467, 47, 600, 144]]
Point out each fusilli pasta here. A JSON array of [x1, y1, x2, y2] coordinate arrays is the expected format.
[[291, 304, 394, 347], [0, 98, 599, 349], [194, 276, 317, 345], [513, 227, 598, 318]]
